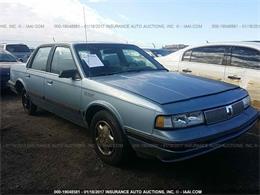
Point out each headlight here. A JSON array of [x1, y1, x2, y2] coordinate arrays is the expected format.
[[242, 96, 250, 108], [172, 111, 205, 128], [155, 111, 205, 129]]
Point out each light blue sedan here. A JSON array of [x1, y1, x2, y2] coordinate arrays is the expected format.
[[8, 43, 259, 165]]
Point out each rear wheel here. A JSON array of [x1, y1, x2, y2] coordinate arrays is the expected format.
[[21, 89, 37, 115], [91, 110, 132, 165]]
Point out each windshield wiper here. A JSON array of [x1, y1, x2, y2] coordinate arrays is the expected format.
[[94, 71, 124, 77], [92, 68, 166, 77], [122, 68, 166, 73]]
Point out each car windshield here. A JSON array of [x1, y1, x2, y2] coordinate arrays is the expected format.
[[0, 52, 17, 62], [74, 44, 166, 77], [6, 44, 30, 52]]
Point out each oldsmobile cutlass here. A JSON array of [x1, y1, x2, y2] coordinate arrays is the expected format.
[[8, 43, 259, 165]]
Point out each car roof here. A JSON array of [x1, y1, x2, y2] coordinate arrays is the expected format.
[[37, 42, 136, 48], [156, 41, 260, 60], [0, 43, 28, 46], [183, 41, 260, 51]]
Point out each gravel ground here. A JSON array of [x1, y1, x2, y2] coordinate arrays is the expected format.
[[1, 90, 260, 194]]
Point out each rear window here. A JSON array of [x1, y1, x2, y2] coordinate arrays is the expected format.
[[231, 46, 260, 69], [6, 44, 30, 52]]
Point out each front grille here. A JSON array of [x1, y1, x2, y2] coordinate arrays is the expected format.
[[204, 100, 244, 124]]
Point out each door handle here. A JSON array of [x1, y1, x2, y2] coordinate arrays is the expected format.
[[182, 69, 192, 73], [228, 75, 241, 80], [47, 80, 53, 85], [25, 74, 30, 78]]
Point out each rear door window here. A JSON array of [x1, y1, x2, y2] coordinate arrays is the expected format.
[[231, 46, 260, 69], [190, 46, 227, 65], [30, 47, 52, 71]]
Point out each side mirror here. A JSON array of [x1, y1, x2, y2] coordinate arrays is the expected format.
[[18, 58, 24, 62], [59, 69, 80, 80]]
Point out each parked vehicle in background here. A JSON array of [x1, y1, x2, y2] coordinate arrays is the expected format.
[[156, 42, 260, 109], [0, 50, 24, 89], [144, 48, 172, 57], [8, 43, 258, 165], [0, 43, 31, 62]]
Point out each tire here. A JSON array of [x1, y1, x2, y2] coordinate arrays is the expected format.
[[21, 89, 37, 115], [91, 110, 132, 165]]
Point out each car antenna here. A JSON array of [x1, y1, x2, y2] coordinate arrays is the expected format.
[[83, 6, 88, 43], [53, 37, 56, 42], [83, 6, 91, 67]]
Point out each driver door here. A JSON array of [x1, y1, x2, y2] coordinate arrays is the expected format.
[[44, 46, 83, 124]]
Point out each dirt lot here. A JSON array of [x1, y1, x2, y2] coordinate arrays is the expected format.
[[1, 90, 260, 194]]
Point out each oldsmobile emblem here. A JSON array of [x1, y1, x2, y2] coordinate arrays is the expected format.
[[226, 105, 233, 116]]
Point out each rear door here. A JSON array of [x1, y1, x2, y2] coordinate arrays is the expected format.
[[178, 46, 227, 81], [226, 46, 260, 109], [224, 46, 246, 87], [26, 46, 52, 107], [44, 46, 83, 124]]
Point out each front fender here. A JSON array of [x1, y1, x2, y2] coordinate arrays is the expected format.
[[84, 100, 124, 131]]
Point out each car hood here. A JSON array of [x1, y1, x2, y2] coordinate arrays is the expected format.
[[93, 71, 239, 105]]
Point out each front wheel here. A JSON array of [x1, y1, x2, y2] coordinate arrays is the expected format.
[[21, 89, 37, 115], [91, 110, 132, 165]]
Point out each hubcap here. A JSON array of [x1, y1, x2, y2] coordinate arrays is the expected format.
[[22, 91, 30, 110], [95, 121, 115, 156]]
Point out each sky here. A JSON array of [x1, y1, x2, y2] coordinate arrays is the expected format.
[[0, 0, 259, 48]]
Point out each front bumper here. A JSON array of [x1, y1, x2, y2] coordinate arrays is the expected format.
[[126, 106, 258, 162]]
